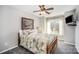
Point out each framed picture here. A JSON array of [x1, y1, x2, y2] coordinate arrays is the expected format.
[[21, 17, 34, 30]]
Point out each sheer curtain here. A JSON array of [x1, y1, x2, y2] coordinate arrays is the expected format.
[[46, 16, 64, 36]]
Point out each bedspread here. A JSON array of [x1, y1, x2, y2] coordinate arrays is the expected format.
[[19, 31, 57, 54]]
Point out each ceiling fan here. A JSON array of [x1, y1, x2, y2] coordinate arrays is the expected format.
[[33, 5, 54, 15]]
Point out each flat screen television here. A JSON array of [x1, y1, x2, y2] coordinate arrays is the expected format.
[[65, 15, 73, 23]]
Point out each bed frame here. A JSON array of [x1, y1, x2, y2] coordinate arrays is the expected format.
[[46, 38, 57, 54], [18, 17, 58, 54]]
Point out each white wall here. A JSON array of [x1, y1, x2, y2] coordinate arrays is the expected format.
[[75, 21, 79, 52], [64, 10, 76, 45], [38, 17, 45, 33], [75, 6, 79, 52], [64, 23, 75, 45], [0, 6, 40, 53]]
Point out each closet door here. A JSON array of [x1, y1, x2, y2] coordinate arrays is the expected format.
[[75, 21, 79, 53]]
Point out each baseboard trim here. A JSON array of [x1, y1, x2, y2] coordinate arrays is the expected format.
[[64, 42, 75, 45], [0, 45, 18, 54]]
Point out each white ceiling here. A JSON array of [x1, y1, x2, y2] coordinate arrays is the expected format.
[[10, 5, 76, 17]]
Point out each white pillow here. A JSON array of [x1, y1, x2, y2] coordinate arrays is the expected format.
[[19, 29, 38, 36]]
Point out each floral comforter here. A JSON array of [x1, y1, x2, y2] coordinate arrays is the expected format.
[[19, 30, 57, 54]]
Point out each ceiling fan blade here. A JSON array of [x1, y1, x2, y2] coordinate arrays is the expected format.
[[33, 10, 40, 12], [46, 7, 54, 10], [45, 11, 50, 14]]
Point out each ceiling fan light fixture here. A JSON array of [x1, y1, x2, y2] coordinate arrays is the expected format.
[[33, 5, 54, 15], [40, 11, 46, 15]]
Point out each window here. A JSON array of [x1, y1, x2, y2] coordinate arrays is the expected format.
[[46, 17, 64, 36]]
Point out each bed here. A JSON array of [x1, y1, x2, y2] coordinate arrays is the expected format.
[[18, 17, 58, 54]]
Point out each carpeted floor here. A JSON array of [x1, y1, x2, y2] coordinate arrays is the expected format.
[[54, 40, 78, 54], [2, 40, 78, 54]]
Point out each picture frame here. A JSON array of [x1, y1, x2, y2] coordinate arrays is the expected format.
[[21, 17, 34, 30]]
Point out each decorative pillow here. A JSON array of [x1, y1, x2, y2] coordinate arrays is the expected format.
[[22, 30, 30, 36], [22, 29, 37, 35]]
